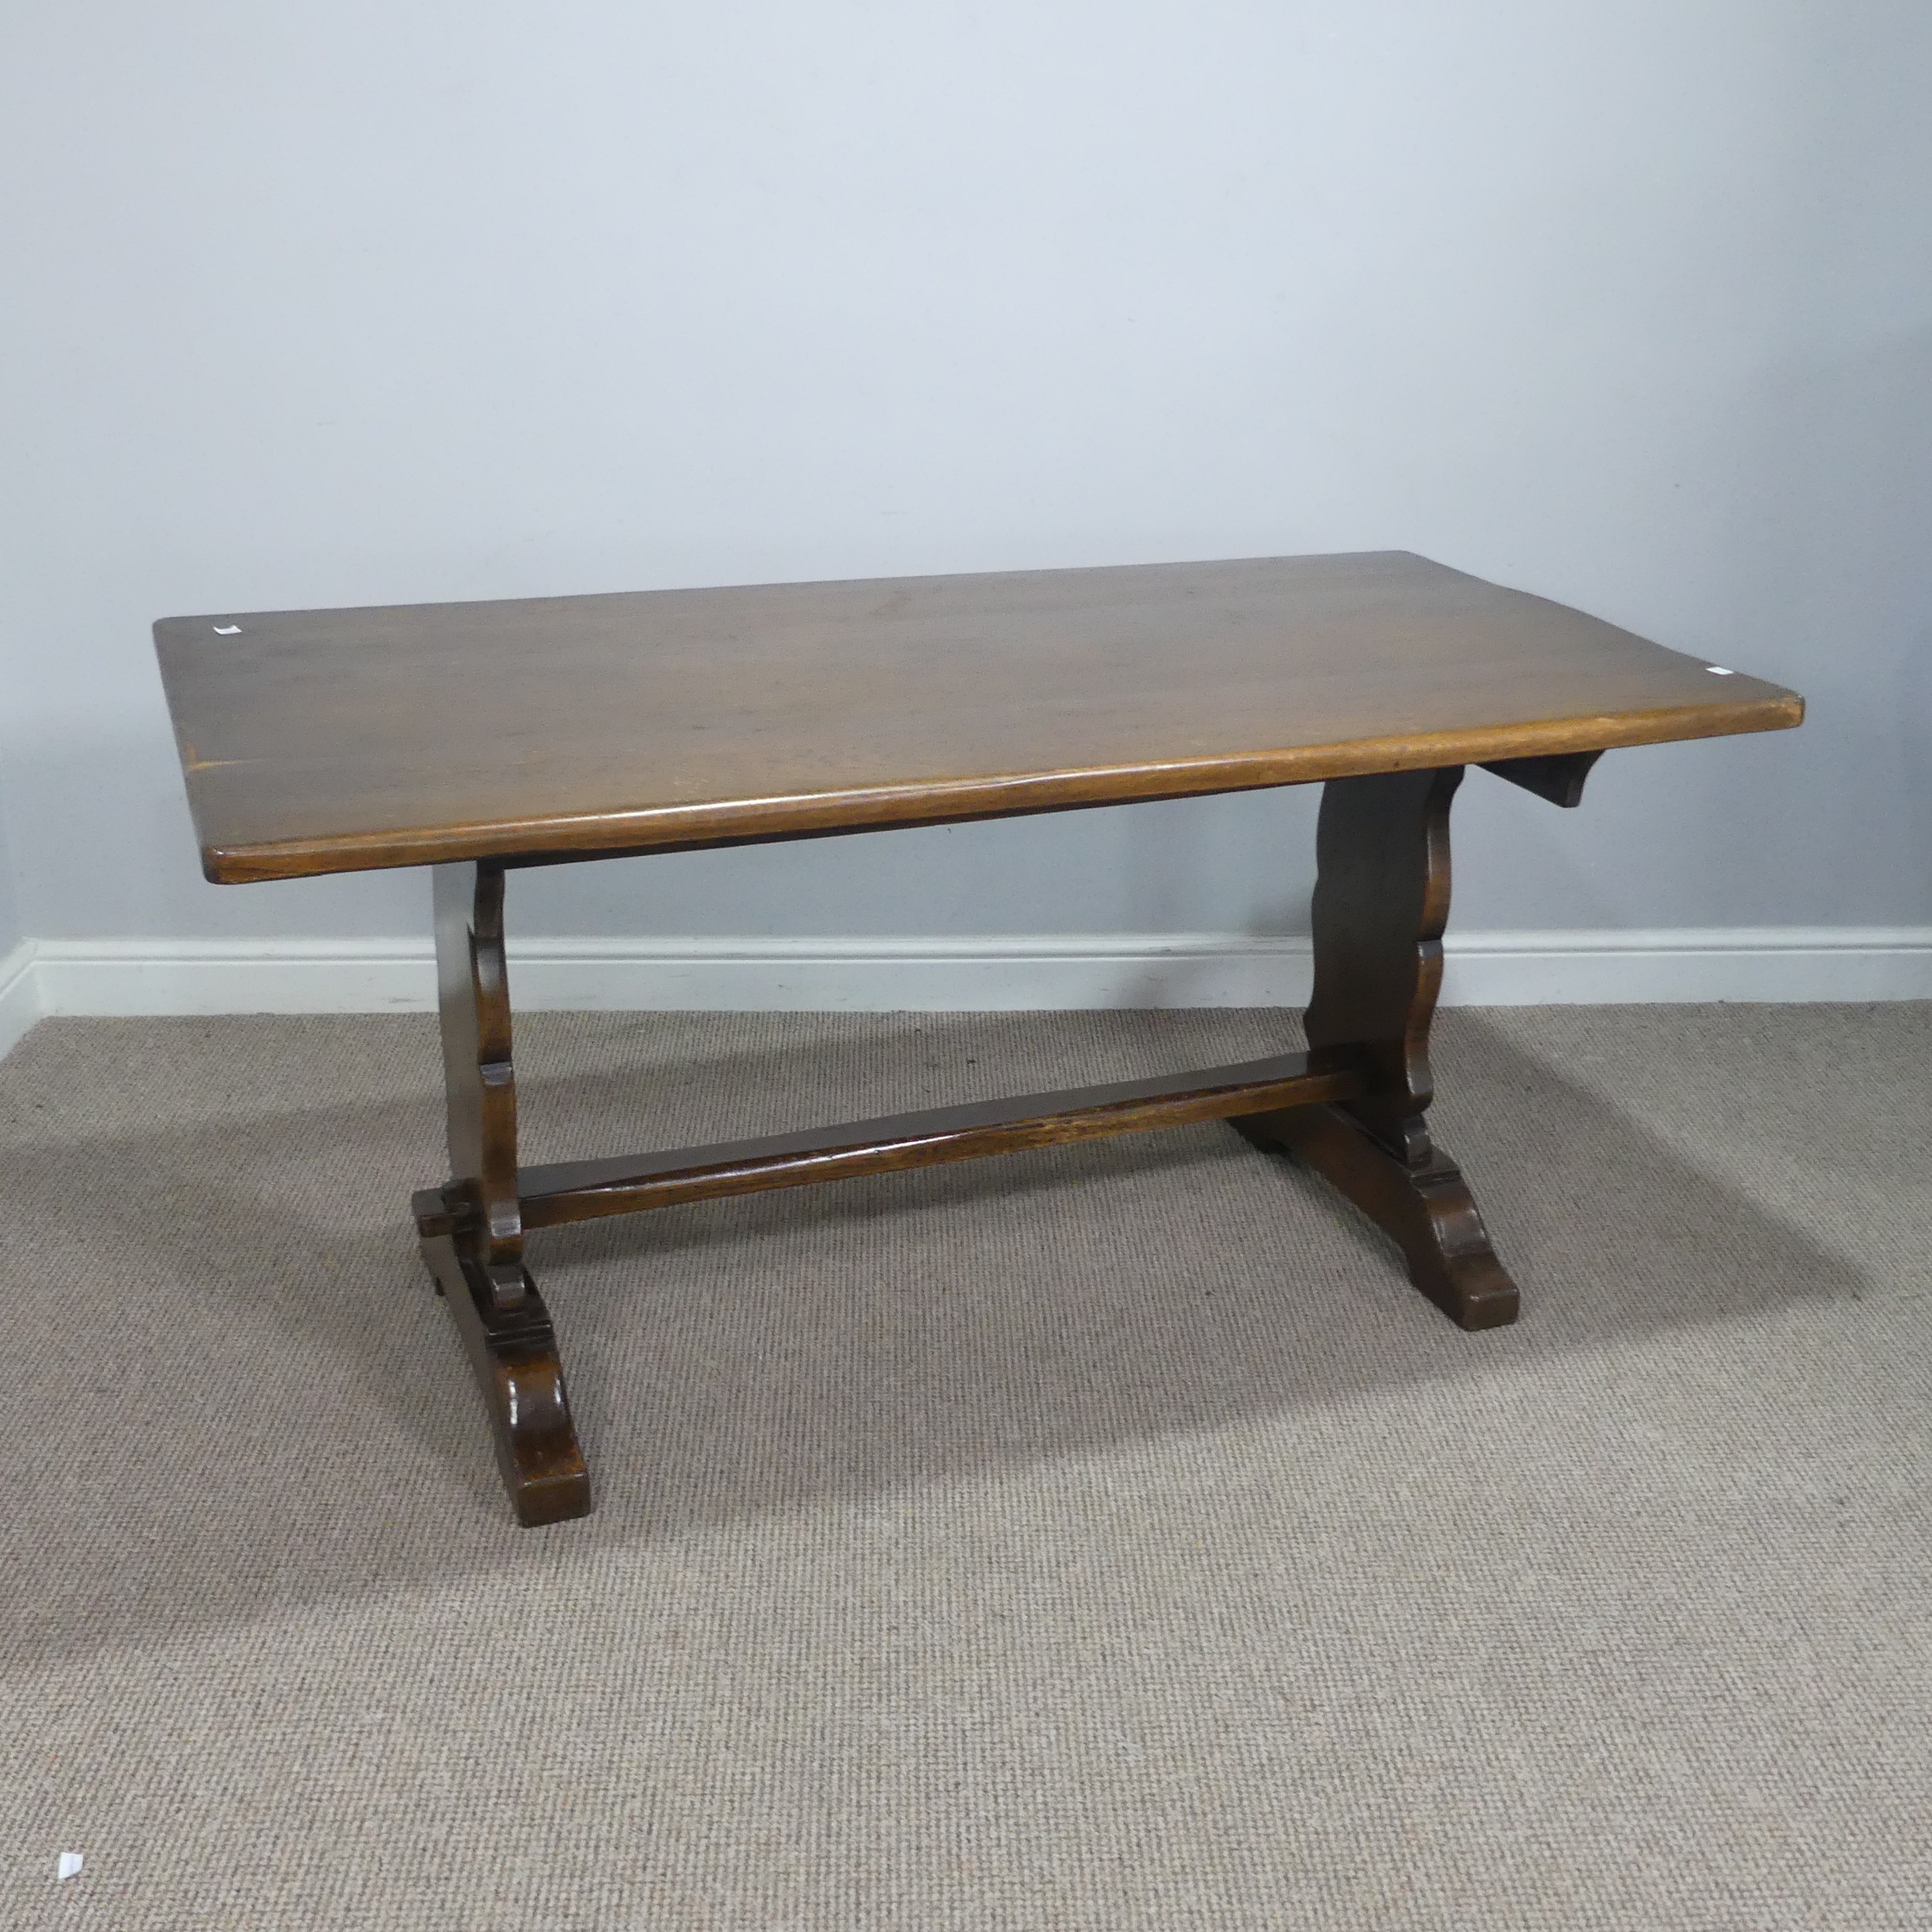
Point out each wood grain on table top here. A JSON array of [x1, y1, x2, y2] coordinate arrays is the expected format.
[[154, 550, 1802, 883]]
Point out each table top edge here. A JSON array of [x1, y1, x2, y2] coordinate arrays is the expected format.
[[197, 689, 1804, 883]]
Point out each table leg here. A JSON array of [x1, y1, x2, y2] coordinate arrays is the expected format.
[[1234, 765, 1519, 1329], [417, 860, 592, 1524]]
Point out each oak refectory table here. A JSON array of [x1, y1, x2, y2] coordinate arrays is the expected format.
[[154, 552, 1803, 1526]]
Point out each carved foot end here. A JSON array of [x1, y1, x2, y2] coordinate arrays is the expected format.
[[1236, 1103, 1520, 1331], [418, 1230, 593, 1526]]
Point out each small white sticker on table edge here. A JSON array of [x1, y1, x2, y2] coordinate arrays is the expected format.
[[1706, 665, 1734, 675], [213, 624, 241, 635]]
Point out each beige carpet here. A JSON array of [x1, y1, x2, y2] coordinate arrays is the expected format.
[[2, 1005, 1930, 1930]]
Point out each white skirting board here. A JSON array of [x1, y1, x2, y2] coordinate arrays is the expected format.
[[1, 929, 1928, 1050], [0, 942, 39, 1057]]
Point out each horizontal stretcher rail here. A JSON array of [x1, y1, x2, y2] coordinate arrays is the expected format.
[[414, 1050, 1365, 1236]]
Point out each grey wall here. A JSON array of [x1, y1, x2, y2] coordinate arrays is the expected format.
[[2, 2, 1927, 946], [0, 769, 20, 958]]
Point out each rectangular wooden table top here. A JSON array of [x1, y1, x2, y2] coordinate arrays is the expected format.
[[155, 549, 1801, 883]]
